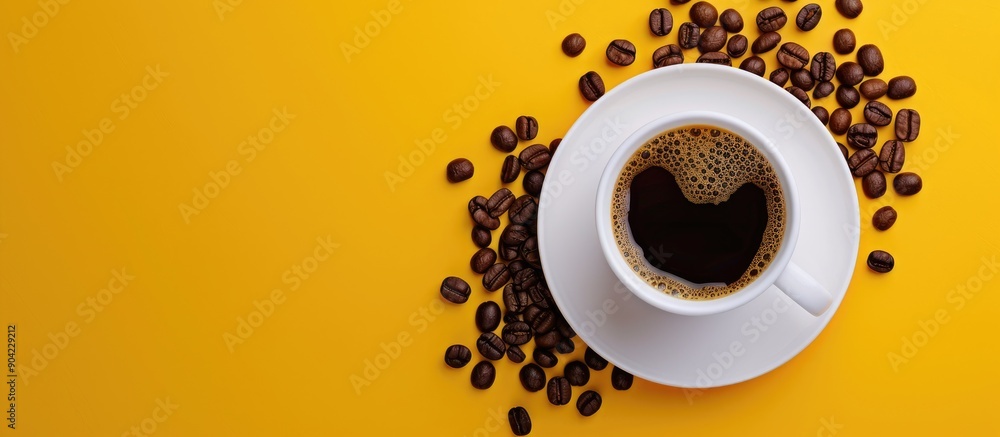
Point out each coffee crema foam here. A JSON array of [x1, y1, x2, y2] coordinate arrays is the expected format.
[[611, 126, 785, 301]]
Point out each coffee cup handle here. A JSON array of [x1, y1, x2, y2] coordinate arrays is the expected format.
[[774, 262, 833, 316]]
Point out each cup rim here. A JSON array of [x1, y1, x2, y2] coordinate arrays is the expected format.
[[595, 111, 801, 316]]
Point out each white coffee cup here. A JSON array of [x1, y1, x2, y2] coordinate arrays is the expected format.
[[595, 111, 833, 317]]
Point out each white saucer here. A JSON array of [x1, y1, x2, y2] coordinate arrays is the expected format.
[[537, 64, 860, 388]]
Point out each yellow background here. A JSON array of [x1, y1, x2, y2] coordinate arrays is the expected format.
[[1, 0, 998, 435]]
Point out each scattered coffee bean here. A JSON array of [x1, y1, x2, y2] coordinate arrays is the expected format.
[[812, 106, 830, 125], [471, 248, 498, 274], [791, 69, 815, 91], [857, 44, 884, 76], [777, 43, 809, 70], [519, 237, 540, 268], [606, 39, 637, 66], [751, 31, 781, 54], [579, 71, 605, 101], [867, 250, 894, 273], [887, 76, 917, 99], [727, 34, 748, 57], [862, 170, 886, 198], [519, 363, 547, 392], [770, 68, 790, 87], [523, 170, 544, 197], [477, 332, 507, 360], [893, 172, 922, 195], [483, 263, 511, 291], [507, 345, 526, 363], [859, 78, 888, 100], [487, 188, 515, 217], [836, 61, 864, 86], [547, 377, 572, 405], [864, 101, 892, 126], [472, 226, 491, 248], [811, 52, 837, 82], [813, 81, 834, 98], [696, 51, 732, 66], [739, 56, 766, 76], [471, 361, 496, 389], [491, 126, 518, 152], [503, 286, 527, 314], [577, 390, 602, 416], [549, 138, 561, 155], [501, 155, 521, 184], [519, 144, 551, 171], [833, 28, 856, 54], [562, 33, 586, 57], [501, 224, 530, 249], [653, 44, 685, 68], [533, 348, 558, 368], [678, 22, 701, 49], [469, 195, 488, 213], [611, 366, 634, 390], [835, 0, 863, 18], [873, 206, 897, 231], [836, 85, 861, 109], [787, 86, 811, 108], [475, 301, 501, 332], [796, 3, 822, 31], [699, 26, 727, 53], [879, 140, 905, 173], [838, 142, 849, 160], [720, 8, 744, 32], [848, 148, 878, 177], [555, 337, 575, 354], [565, 361, 591, 386], [649, 8, 674, 36], [895, 109, 921, 142], [508, 195, 538, 225], [526, 308, 556, 334], [847, 123, 878, 149], [502, 321, 533, 346], [447, 158, 474, 183], [690, 1, 718, 28], [515, 116, 538, 142], [441, 277, 471, 304], [756, 6, 787, 32], [584, 347, 608, 370], [829, 108, 852, 135], [508, 407, 532, 436], [445, 344, 472, 368], [535, 330, 561, 349]]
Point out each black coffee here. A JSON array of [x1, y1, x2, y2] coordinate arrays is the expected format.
[[611, 126, 786, 300]]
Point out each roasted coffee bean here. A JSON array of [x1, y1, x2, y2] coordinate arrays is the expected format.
[[606, 39, 636, 66], [887, 76, 917, 99], [475, 301, 501, 332], [509, 195, 538, 225], [678, 22, 701, 49], [720, 8, 743, 32], [836, 62, 863, 86], [649, 8, 674, 36], [533, 348, 558, 368], [813, 81, 835, 98], [471, 248, 497, 274], [690, 1, 718, 28], [835, 0, 863, 18], [547, 377, 572, 405], [549, 138, 561, 155], [522, 170, 545, 197], [503, 312, 520, 325], [503, 286, 527, 314], [796, 3, 822, 30], [470, 361, 496, 389], [829, 108, 852, 135], [811, 52, 836, 82], [577, 390, 602, 416], [833, 28, 856, 54], [696, 51, 732, 66], [520, 236, 540, 268], [472, 205, 500, 230], [556, 338, 575, 354], [860, 78, 888, 100], [501, 155, 521, 184], [501, 225, 530, 249], [857, 44, 884, 76], [862, 170, 886, 198], [813, 106, 830, 125], [477, 332, 506, 360], [557, 318, 576, 339], [611, 366, 634, 390], [836, 85, 861, 109], [867, 250, 894, 273], [848, 148, 878, 177], [838, 142, 849, 160], [584, 347, 608, 370], [508, 407, 531, 436], [879, 140, 905, 173], [565, 361, 591, 386], [441, 277, 471, 304], [653, 44, 685, 68], [491, 126, 518, 152], [526, 308, 556, 334], [579, 71, 605, 101], [472, 226, 491, 248], [777, 43, 809, 70], [698, 26, 727, 53], [751, 31, 781, 54], [864, 101, 892, 126], [447, 158, 474, 183], [739, 56, 766, 76], [515, 116, 538, 141], [562, 33, 586, 57], [487, 188, 515, 217], [770, 68, 789, 87], [791, 69, 815, 91], [847, 123, 878, 149], [727, 34, 748, 57], [873, 206, 898, 231], [469, 195, 487, 214], [519, 144, 551, 171], [786, 86, 811, 108], [502, 321, 533, 346], [895, 109, 920, 142], [535, 330, 561, 349], [483, 263, 511, 291], [445, 344, 472, 368], [893, 172, 922, 195], [507, 345, 526, 363], [756, 6, 787, 32], [498, 242, 518, 262], [507, 260, 531, 277]]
